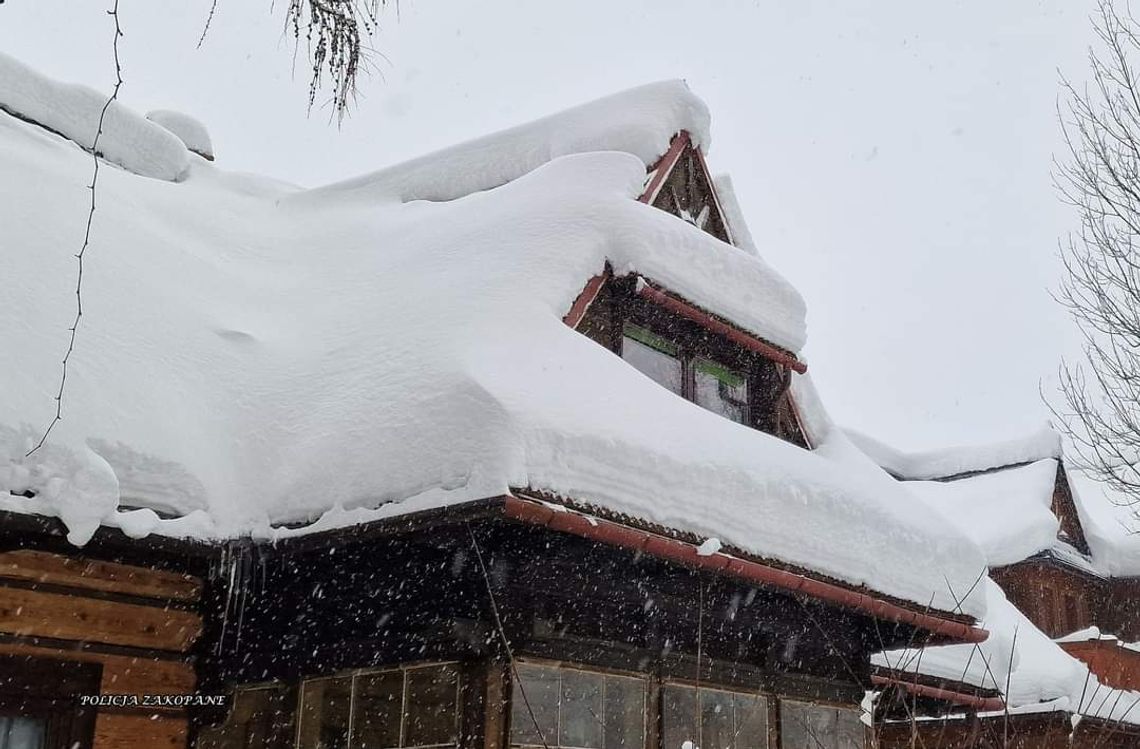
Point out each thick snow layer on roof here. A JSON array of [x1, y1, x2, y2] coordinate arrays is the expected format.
[[1068, 471, 1140, 577], [849, 426, 1061, 480], [711, 174, 757, 257], [904, 459, 1061, 567], [309, 80, 711, 204], [0, 52, 189, 181], [875, 579, 1140, 724], [0, 67, 984, 615], [146, 110, 213, 160]]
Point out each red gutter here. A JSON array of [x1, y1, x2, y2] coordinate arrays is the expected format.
[[639, 132, 690, 204], [636, 282, 808, 374], [502, 495, 988, 644], [871, 674, 1005, 712]]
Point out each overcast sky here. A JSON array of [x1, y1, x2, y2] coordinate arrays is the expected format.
[[0, 0, 1102, 451]]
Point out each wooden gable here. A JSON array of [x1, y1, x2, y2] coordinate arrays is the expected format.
[[641, 132, 732, 245], [1052, 464, 1091, 555]]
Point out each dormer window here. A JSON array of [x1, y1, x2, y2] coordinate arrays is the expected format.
[[573, 275, 807, 446]]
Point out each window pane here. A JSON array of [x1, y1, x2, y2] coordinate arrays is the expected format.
[[661, 685, 698, 749], [404, 665, 460, 747], [559, 670, 603, 749], [352, 671, 403, 749], [602, 677, 645, 749], [622, 328, 683, 396], [198, 686, 294, 749], [779, 701, 835, 749], [733, 694, 769, 749], [700, 690, 734, 749], [511, 664, 559, 747], [298, 677, 353, 749], [694, 359, 748, 424], [833, 709, 863, 749], [0, 717, 45, 749]]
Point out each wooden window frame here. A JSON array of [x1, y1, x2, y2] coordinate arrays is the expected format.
[[294, 661, 463, 749], [575, 276, 807, 447], [658, 678, 774, 749], [775, 698, 866, 749], [508, 659, 649, 749], [0, 655, 100, 749]]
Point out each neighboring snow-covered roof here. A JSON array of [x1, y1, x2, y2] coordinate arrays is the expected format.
[[904, 459, 1061, 568], [848, 425, 1062, 481], [0, 51, 189, 181], [875, 578, 1140, 725], [1068, 471, 1140, 578], [0, 58, 987, 617]]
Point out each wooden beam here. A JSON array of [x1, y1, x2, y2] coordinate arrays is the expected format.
[[0, 586, 201, 652], [93, 712, 188, 749], [0, 549, 202, 602]]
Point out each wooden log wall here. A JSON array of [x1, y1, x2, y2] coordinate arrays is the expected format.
[[0, 548, 204, 749]]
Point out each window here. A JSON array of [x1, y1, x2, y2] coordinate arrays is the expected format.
[[622, 324, 750, 425], [198, 685, 296, 749], [0, 717, 44, 749], [622, 325, 684, 397], [661, 684, 769, 749], [778, 701, 863, 749], [510, 663, 646, 749], [694, 359, 749, 424], [297, 664, 461, 749]]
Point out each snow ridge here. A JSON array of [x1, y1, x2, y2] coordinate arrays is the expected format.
[[0, 51, 189, 181]]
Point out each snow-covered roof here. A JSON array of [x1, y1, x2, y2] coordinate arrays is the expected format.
[[0, 52, 191, 181], [904, 459, 1062, 568], [858, 423, 1139, 577], [875, 578, 1140, 725], [0, 57, 988, 618], [1068, 471, 1140, 578], [848, 425, 1062, 481]]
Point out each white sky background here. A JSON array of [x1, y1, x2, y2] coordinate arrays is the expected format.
[[0, 0, 1103, 451]]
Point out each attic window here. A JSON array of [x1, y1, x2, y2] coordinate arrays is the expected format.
[[621, 323, 750, 425]]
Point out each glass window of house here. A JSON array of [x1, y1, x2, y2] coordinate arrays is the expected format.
[[352, 671, 403, 749], [403, 664, 461, 748], [511, 663, 645, 749], [297, 663, 461, 749], [298, 677, 353, 749], [622, 325, 684, 397], [661, 684, 769, 749], [779, 701, 863, 749], [0, 716, 45, 749], [694, 359, 749, 424]]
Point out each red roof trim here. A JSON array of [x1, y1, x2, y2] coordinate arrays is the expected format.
[[502, 494, 989, 644], [871, 674, 1005, 712], [636, 281, 807, 373], [639, 131, 690, 204], [563, 272, 610, 329]]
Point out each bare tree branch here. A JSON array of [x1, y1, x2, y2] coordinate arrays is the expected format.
[[27, 0, 123, 457], [1053, 0, 1140, 516]]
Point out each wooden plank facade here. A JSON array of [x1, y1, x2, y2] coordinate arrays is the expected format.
[[0, 515, 212, 749]]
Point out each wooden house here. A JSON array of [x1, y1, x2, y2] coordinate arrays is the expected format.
[[0, 72, 997, 749]]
